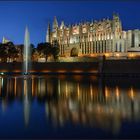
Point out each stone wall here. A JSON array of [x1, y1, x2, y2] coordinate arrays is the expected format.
[[0, 59, 140, 75], [0, 62, 99, 74], [103, 59, 140, 75], [56, 56, 99, 62]]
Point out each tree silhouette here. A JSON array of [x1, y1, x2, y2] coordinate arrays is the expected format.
[[52, 40, 60, 61], [0, 43, 8, 62], [71, 47, 78, 57], [7, 42, 19, 62], [37, 42, 52, 61]]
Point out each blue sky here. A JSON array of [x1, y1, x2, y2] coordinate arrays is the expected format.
[[0, 1, 140, 46]]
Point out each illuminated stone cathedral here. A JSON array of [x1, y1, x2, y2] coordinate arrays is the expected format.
[[46, 13, 140, 57]]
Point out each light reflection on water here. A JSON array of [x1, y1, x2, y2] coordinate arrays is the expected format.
[[0, 75, 140, 138]]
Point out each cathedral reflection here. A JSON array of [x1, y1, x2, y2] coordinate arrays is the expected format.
[[0, 76, 140, 134]]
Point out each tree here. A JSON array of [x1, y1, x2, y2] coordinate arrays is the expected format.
[[15, 44, 24, 62], [7, 42, 19, 62], [32, 49, 39, 62], [71, 47, 78, 57], [30, 44, 35, 55], [0, 43, 8, 62], [51, 40, 60, 61], [37, 42, 52, 61], [51, 47, 60, 61]]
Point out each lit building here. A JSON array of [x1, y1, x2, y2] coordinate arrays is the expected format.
[[46, 13, 140, 57], [2, 37, 10, 44]]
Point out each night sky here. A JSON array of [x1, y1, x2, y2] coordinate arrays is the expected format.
[[0, 1, 140, 46]]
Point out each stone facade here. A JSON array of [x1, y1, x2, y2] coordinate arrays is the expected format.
[[46, 13, 140, 57]]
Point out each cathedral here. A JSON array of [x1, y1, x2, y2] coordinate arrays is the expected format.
[[46, 13, 140, 57]]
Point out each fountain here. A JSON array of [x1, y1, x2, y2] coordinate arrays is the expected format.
[[23, 26, 31, 75]]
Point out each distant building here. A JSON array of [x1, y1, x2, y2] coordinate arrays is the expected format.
[[2, 36, 10, 44], [46, 13, 140, 57]]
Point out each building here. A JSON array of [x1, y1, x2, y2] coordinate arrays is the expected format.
[[2, 36, 10, 44], [46, 13, 140, 57]]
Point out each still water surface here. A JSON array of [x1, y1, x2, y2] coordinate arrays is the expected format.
[[0, 75, 140, 139]]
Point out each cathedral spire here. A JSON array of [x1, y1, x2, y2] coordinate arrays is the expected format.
[[113, 12, 119, 21], [46, 21, 51, 43], [60, 21, 65, 29], [2, 36, 10, 44], [53, 16, 58, 32]]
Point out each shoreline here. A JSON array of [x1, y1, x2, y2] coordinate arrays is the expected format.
[[0, 59, 140, 76]]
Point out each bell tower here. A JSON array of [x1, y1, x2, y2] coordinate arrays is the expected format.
[[46, 22, 51, 43], [112, 13, 122, 33]]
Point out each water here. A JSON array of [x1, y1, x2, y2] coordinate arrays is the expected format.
[[0, 75, 140, 139], [23, 27, 31, 74]]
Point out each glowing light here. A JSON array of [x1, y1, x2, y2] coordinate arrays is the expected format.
[[58, 79, 61, 95], [129, 53, 135, 58], [32, 77, 34, 96], [115, 86, 120, 100], [107, 34, 109, 40], [105, 86, 109, 98], [77, 83, 80, 99], [105, 53, 110, 57], [129, 87, 135, 100], [131, 54, 134, 57], [116, 53, 120, 57], [24, 79, 27, 96], [65, 82, 68, 97], [90, 83, 93, 99], [1, 78, 3, 89]]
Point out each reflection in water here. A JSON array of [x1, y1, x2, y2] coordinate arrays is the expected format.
[[23, 79, 30, 126], [0, 76, 140, 136]]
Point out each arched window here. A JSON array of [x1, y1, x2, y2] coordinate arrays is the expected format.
[[116, 43, 118, 52], [105, 40, 106, 53], [120, 43, 122, 52]]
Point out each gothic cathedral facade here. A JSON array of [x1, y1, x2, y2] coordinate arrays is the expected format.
[[46, 13, 140, 57]]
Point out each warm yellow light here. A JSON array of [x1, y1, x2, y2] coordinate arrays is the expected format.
[[129, 87, 135, 99], [90, 84, 93, 98], [65, 82, 68, 97], [115, 86, 120, 99], [105, 53, 110, 57], [77, 83, 80, 99], [105, 86, 109, 98], [131, 53, 134, 57], [24, 79, 27, 96], [129, 53, 135, 58], [32, 77, 34, 96], [116, 53, 120, 57]]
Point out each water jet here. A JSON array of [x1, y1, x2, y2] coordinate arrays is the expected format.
[[23, 26, 31, 75]]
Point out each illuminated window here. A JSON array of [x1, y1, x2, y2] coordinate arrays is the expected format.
[[72, 26, 79, 35]]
